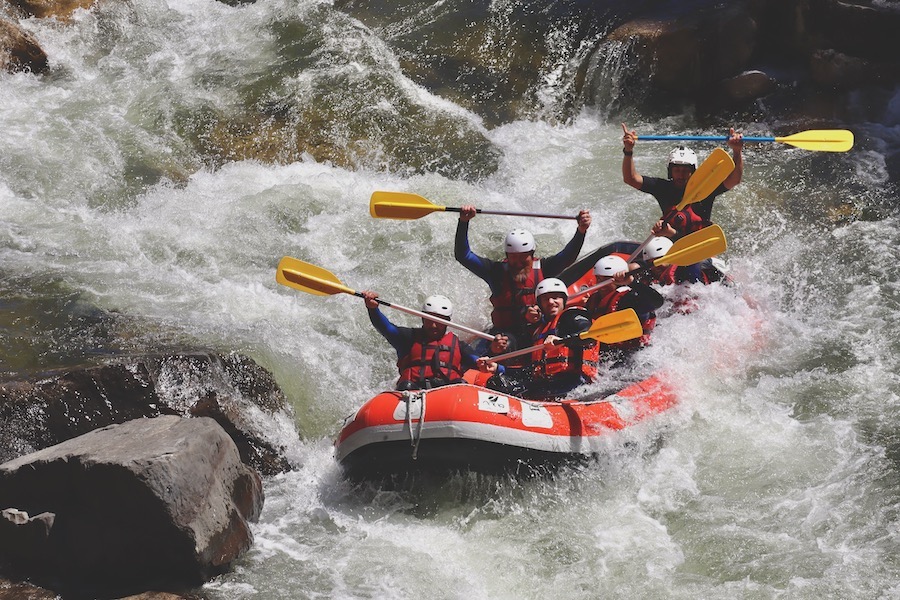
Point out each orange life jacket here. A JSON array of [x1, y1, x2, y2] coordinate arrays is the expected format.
[[489, 260, 543, 329], [396, 330, 465, 388], [530, 308, 599, 381]]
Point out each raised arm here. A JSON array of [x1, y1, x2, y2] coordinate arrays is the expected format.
[[363, 291, 412, 360], [455, 215, 504, 294], [622, 123, 643, 190], [542, 216, 589, 276], [723, 127, 743, 190]]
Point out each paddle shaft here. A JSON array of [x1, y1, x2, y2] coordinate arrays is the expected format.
[[639, 135, 771, 142], [447, 207, 576, 220], [358, 293, 495, 341], [627, 205, 695, 263], [628, 234, 655, 263], [488, 332, 585, 363], [568, 278, 615, 302], [635, 130, 852, 152], [570, 236, 719, 302], [276, 258, 496, 341]]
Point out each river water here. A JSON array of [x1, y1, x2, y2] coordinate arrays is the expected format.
[[2, 0, 900, 598]]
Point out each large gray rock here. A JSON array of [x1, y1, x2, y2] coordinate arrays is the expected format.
[[0, 416, 263, 598], [0, 352, 298, 475]]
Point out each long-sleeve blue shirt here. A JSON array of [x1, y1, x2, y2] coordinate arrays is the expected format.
[[454, 221, 586, 295], [367, 307, 480, 368]]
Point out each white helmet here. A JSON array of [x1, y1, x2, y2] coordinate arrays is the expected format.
[[668, 146, 698, 168], [504, 229, 535, 254], [594, 255, 628, 278], [642, 237, 674, 261], [534, 278, 568, 300], [422, 295, 453, 318]]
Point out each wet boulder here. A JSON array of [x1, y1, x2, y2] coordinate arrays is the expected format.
[[603, 5, 757, 100], [810, 49, 885, 88], [0, 352, 298, 475], [195, 4, 501, 182], [0, 18, 48, 74], [721, 70, 776, 103], [0, 416, 263, 598], [0, 577, 60, 599], [334, 0, 625, 126], [7, 0, 96, 20], [811, 0, 900, 62]]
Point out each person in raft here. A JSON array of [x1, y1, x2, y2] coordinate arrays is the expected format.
[[640, 235, 729, 287], [584, 255, 665, 365], [621, 123, 743, 240], [455, 204, 592, 351], [362, 291, 482, 391], [478, 278, 599, 401]]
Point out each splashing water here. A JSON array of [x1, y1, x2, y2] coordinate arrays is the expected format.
[[1, 0, 900, 598]]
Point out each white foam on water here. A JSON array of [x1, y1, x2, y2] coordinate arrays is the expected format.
[[2, 1, 900, 597]]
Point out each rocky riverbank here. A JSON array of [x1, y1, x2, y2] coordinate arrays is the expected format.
[[0, 352, 301, 598], [3, 0, 897, 180]]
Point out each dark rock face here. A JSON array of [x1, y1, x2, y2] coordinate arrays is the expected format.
[[0, 509, 54, 565], [591, 0, 900, 116], [0, 18, 48, 74], [0, 353, 298, 476], [334, 0, 900, 124], [7, 0, 96, 20], [0, 416, 263, 598], [0, 577, 60, 599]]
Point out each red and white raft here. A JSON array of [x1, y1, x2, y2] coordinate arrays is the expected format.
[[335, 374, 677, 479]]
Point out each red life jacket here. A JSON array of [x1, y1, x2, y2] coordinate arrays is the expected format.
[[489, 259, 543, 329], [654, 264, 678, 286], [396, 330, 465, 389], [530, 308, 599, 381], [586, 286, 655, 348], [586, 285, 629, 319], [664, 206, 707, 237], [654, 264, 718, 286]]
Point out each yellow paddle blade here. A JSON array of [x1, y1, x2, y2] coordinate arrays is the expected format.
[[776, 129, 854, 152], [581, 309, 644, 344], [276, 256, 354, 297], [370, 191, 446, 220], [655, 225, 727, 267], [677, 148, 735, 210]]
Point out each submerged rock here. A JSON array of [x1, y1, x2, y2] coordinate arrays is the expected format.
[[191, 4, 502, 182], [0, 352, 299, 475], [0, 416, 262, 598], [0, 18, 48, 74], [721, 70, 776, 103]]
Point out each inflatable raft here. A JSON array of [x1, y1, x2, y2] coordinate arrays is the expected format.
[[335, 374, 677, 480]]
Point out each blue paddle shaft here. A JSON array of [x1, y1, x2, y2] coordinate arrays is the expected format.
[[638, 135, 775, 142]]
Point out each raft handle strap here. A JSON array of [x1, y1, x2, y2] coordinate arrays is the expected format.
[[412, 391, 426, 460], [402, 391, 426, 461]]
